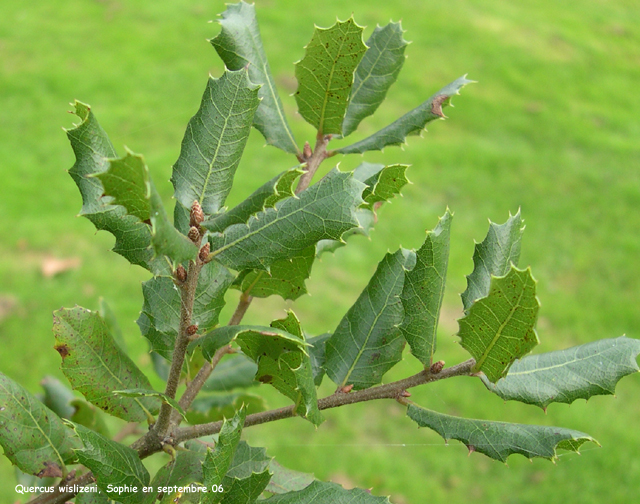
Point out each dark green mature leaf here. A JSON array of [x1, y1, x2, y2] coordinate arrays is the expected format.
[[211, 1, 299, 154], [458, 266, 540, 383], [202, 355, 259, 392], [294, 18, 367, 135], [187, 393, 265, 424], [307, 333, 331, 387], [265, 460, 314, 494], [53, 307, 160, 422], [401, 210, 452, 365], [220, 468, 272, 504], [0, 372, 79, 478], [66, 101, 162, 272], [482, 336, 640, 409], [335, 75, 473, 154], [233, 246, 315, 301], [325, 249, 413, 389], [207, 168, 365, 271], [204, 168, 304, 234], [70, 399, 111, 438], [315, 208, 375, 257], [76, 488, 113, 503], [461, 210, 524, 312], [99, 298, 126, 351], [342, 21, 408, 137], [353, 162, 409, 210], [407, 404, 598, 463], [263, 480, 391, 504], [40, 375, 76, 419], [172, 69, 261, 215], [151, 450, 204, 501], [113, 389, 186, 421], [71, 423, 154, 504]]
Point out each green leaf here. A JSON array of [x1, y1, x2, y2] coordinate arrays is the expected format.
[[307, 333, 331, 387], [53, 307, 160, 422], [342, 21, 408, 137], [294, 18, 368, 135], [315, 207, 375, 257], [458, 266, 540, 383], [113, 389, 186, 421], [202, 355, 259, 392], [265, 460, 314, 494], [400, 210, 452, 365], [207, 168, 365, 271], [69, 399, 111, 438], [76, 488, 113, 503], [95, 150, 198, 264], [335, 75, 473, 154], [99, 298, 126, 352], [461, 210, 524, 312], [151, 450, 204, 501], [204, 168, 304, 234], [0, 372, 79, 478], [70, 423, 154, 504], [212, 442, 272, 503], [482, 336, 640, 409], [171, 69, 261, 215], [262, 480, 391, 504], [220, 468, 271, 504], [356, 163, 409, 210], [211, 2, 299, 154], [65, 101, 163, 272], [187, 393, 266, 424], [325, 248, 412, 389], [139, 261, 234, 359], [406, 404, 598, 463], [233, 246, 315, 301], [40, 375, 76, 419]]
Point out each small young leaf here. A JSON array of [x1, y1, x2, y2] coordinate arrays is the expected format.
[[335, 75, 473, 154], [207, 168, 365, 271], [400, 210, 452, 365], [356, 163, 409, 210], [53, 307, 160, 422], [295, 18, 368, 135], [187, 392, 266, 424], [482, 336, 640, 409], [458, 266, 540, 383], [461, 210, 524, 312], [69, 399, 111, 438], [71, 423, 155, 504], [172, 69, 261, 215], [202, 355, 259, 392], [262, 480, 391, 504], [325, 248, 413, 390], [406, 404, 598, 463], [113, 388, 187, 421], [0, 372, 79, 477], [266, 460, 314, 494], [211, 1, 299, 154], [342, 21, 408, 137]]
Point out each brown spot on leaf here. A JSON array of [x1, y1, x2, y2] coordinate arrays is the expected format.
[[55, 344, 70, 359], [430, 95, 448, 118], [37, 461, 63, 478], [258, 374, 273, 384]]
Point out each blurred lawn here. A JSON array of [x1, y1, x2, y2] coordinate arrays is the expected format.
[[1, 0, 639, 503]]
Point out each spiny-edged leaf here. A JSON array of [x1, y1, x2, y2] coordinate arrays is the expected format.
[[342, 21, 408, 137], [202, 355, 259, 392], [325, 249, 412, 389], [234, 323, 323, 425], [211, 1, 299, 154], [401, 210, 452, 365], [316, 207, 375, 257], [266, 460, 314, 494], [207, 168, 365, 271], [406, 404, 598, 463], [233, 246, 315, 301], [139, 261, 234, 359], [482, 336, 640, 409], [461, 210, 524, 312], [69, 399, 110, 438], [99, 298, 126, 351], [356, 163, 409, 210], [172, 69, 260, 215], [150, 449, 204, 500], [294, 18, 368, 135], [65, 101, 164, 272], [201, 409, 246, 504], [70, 423, 154, 504], [262, 480, 391, 504], [187, 392, 266, 424], [458, 266, 540, 383], [226, 441, 271, 479], [53, 307, 160, 422], [335, 75, 473, 154], [307, 333, 331, 387], [204, 168, 304, 234], [113, 389, 186, 421], [0, 372, 79, 478], [220, 468, 271, 504], [96, 150, 198, 264], [40, 375, 75, 419]]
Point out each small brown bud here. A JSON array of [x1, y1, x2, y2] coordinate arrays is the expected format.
[[399, 390, 411, 398], [199, 242, 211, 262], [188, 226, 200, 242], [303, 141, 312, 160], [186, 324, 198, 336], [175, 265, 187, 283], [429, 360, 445, 374], [339, 384, 354, 393], [190, 200, 204, 227]]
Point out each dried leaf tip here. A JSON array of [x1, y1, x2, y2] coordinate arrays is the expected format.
[[430, 95, 449, 118], [190, 200, 204, 227]]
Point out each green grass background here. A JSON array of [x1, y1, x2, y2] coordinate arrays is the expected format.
[[1, 0, 639, 502]]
